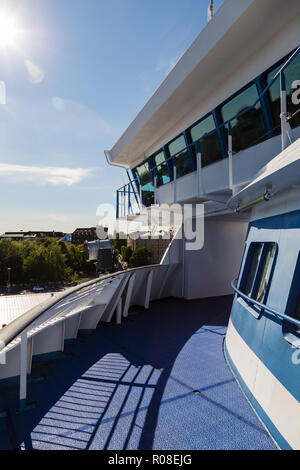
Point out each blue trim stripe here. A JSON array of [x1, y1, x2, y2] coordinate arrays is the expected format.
[[250, 208, 300, 230], [224, 339, 292, 450]]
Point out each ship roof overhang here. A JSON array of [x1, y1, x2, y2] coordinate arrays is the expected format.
[[106, 0, 300, 168]]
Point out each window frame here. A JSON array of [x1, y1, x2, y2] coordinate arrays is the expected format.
[[238, 242, 278, 319], [167, 133, 194, 178], [264, 47, 300, 132], [150, 149, 171, 187], [218, 81, 268, 153], [128, 47, 298, 192], [187, 112, 224, 168]]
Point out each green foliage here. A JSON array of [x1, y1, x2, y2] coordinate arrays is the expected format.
[[0, 239, 24, 285], [23, 244, 67, 283], [121, 246, 133, 264], [112, 233, 127, 252], [0, 238, 92, 287], [129, 247, 151, 268]]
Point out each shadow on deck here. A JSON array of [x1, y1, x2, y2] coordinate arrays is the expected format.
[[0, 296, 276, 450]]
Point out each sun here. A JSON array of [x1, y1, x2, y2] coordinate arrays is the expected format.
[[0, 13, 19, 48]]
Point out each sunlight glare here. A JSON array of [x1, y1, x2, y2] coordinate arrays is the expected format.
[[0, 13, 19, 48]]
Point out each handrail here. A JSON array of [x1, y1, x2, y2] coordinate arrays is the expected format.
[[0, 264, 161, 352], [117, 45, 300, 196], [231, 279, 300, 329]]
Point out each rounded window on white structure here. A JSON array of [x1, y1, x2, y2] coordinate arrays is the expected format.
[[238, 242, 277, 319]]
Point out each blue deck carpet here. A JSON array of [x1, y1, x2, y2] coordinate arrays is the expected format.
[[0, 296, 276, 450]]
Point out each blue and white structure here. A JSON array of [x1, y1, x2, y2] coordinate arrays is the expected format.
[[225, 140, 300, 450], [0, 0, 299, 450]]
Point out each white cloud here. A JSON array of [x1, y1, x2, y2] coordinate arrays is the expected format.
[[0, 163, 92, 186]]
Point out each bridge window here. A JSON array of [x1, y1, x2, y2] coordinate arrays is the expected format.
[[135, 162, 154, 207], [221, 84, 267, 153], [151, 151, 170, 187], [189, 114, 223, 167], [241, 243, 276, 304], [168, 135, 193, 179], [266, 51, 300, 131]]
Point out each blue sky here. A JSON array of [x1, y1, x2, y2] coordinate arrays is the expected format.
[[0, 0, 223, 233]]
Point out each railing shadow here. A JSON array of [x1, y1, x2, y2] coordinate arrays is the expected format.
[[0, 295, 272, 450]]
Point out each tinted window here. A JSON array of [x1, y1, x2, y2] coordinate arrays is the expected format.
[[241, 243, 276, 304], [243, 244, 263, 297], [135, 162, 154, 207], [254, 244, 277, 303], [221, 84, 267, 152], [190, 114, 222, 167], [153, 151, 170, 186], [168, 135, 186, 155], [136, 162, 152, 188], [267, 52, 300, 130], [168, 135, 193, 179]]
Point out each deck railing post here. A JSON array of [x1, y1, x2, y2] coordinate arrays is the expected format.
[[280, 71, 288, 151], [173, 161, 177, 203], [123, 186, 126, 217], [116, 190, 120, 220], [123, 273, 136, 318], [116, 298, 122, 325], [20, 331, 28, 409], [280, 71, 293, 151], [197, 145, 203, 196], [144, 270, 154, 309], [228, 122, 233, 190], [139, 185, 142, 210]]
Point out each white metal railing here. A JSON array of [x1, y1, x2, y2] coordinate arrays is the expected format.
[[0, 264, 178, 410]]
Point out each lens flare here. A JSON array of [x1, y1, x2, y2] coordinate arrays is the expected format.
[[0, 14, 19, 48]]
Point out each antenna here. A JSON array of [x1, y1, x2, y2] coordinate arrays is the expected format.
[[208, 0, 215, 22]]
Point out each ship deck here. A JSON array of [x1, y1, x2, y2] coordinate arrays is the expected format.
[[0, 296, 276, 450]]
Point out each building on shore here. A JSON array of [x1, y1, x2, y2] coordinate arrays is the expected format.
[[71, 227, 98, 246], [127, 230, 174, 264], [0, 231, 65, 241]]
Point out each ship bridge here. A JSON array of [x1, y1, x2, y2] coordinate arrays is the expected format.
[[106, 0, 300, 219]]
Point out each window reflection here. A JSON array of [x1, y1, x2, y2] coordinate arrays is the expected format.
[[152, 151, 170, 187], [241, 243, 276, 305], [267, 52, 300, 130], [190, 114, 222, 167], [168, 135, 193, 179], [243, 244, 263, 297], [135, 162, 154, 207], [221, 84, 267, 152], [254, 245, 276, 303]]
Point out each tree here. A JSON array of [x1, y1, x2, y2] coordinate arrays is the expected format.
[[121, 246, 133, 264], [67, 244, 86, 273], [0, 239, 24, 285], [23, 243, 68, 283], [129, 247, 151, 268], [112, 233, 127, 252]]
